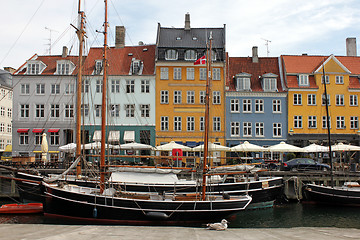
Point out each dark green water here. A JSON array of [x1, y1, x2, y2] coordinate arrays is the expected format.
[[0, 202, 359, 228]]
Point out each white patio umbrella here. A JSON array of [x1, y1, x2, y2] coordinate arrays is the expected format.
[[230, 141, 267, 152], [192, 142, 230, 152], [303, 143, 329, 153], [41, 133, 48, 162], [114, 142, 154, 150], [331, 143, 360, 151], [59, 143, 77, 153], [155, 141, 192, 151], [83, 142, 114, 150], [267, 141, 305, 152]]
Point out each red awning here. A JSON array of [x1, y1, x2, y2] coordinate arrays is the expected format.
[[48, 129, 60, 133], [17, 129, 29, 133], [32, 129, 44, 133]]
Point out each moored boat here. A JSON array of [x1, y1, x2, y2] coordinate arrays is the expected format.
[[0, 203, 43, 214]]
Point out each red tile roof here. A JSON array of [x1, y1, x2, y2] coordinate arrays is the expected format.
[[83, 45, 156, 75], [227, 57, 283, 92]]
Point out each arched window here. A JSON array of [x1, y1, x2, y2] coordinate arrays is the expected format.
[[165, 49, 178, 60], [184, 50, 196, 60]]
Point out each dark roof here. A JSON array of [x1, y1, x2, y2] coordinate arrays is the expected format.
[[227, 57, 284, 92], [0, 69, 12, 88], [157, 27, 225, 49]]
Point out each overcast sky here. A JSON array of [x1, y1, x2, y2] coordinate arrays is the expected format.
[[1, 0, 360, 69]]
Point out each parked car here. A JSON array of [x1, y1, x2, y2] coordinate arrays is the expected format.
[[280, 158, 330, 171]]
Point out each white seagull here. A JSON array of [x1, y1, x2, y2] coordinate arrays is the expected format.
[[206, 219, 229, 230]]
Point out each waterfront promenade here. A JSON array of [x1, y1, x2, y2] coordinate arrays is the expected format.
[[1, 224, 360, 240]]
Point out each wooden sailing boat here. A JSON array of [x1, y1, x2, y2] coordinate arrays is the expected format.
[[41, 1, 252, 224], [303, 59, 360, 206]]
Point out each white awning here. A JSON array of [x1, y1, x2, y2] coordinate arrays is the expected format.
[[108, 131, 120, 142], [93, 130, 101, 142], [123, 131, 135, 143]]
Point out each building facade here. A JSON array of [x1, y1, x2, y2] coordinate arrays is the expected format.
[[0, 69, 13, 151]]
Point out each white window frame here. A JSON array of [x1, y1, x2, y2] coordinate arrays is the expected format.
[[243, 99, 252, 113], [187, 116, 195, 131], [350, 95, 358, 106], [213, 68, 221, 80], [186, 68, 195, 80], [165, 49, 178, 60], [36, 83, 45, 95], [273, 123, 282, 137], [213, 117, 221, 132], [336, 116, 345, 129], [255, 122, 264, 137], [308, 116, 317, 128], [293, 94, 302, 105], [294, 115, 303, 128], [322, 116, 331, 129], [213, 91, 221, 105], [125, 104, 135, 117], [174, 116, 182, 131], [160, 90, 169, 104], [230, 122, 240, 136], [272, 99, 281, 113], [141, 80, 150, 93], [160, 116, 169, 131], [350, 116, 359, 129], [160, 67, 169, 80], [243, 122, 252, 137], [187, 91, 195, 104], [111, 80, 120, 93], [230, 99, 240, 113], [307, 94, 316, 106], [51, 84, 60, 95], [140, 104, 150, 118], [174, 90, 182, 104], [20, 84, 30, 95], [199, 68, 207, 80], [255, 99, 264, 113], [335, 75, 344, 84], [299, 74, 309, 86]]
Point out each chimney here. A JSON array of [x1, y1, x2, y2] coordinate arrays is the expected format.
[[346, 37, 357, 56], [252, 46, 259, 63], [62, 46, 68, 58], [184, 13, 190, 30], [115, 26, 125, 48]]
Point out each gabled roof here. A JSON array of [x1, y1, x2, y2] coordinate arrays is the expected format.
[[83, 45, 156, 75], [314, 55, 350, 73], [15, 55, 80, 75], [227, 57, 283, 92], [157, 26, 225, 49]]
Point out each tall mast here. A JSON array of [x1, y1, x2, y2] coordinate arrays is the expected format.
[[100, 0, 108, 193], [201, 32, 213, 201], [76, 0, 85, 177], [322, 61, 334, 187]]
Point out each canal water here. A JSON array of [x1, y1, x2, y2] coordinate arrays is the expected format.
[[0, 202, 359, 228]]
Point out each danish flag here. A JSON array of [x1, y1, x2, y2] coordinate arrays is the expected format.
[[194, 55, 206, 65]]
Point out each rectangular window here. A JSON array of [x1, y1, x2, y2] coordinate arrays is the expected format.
[[335, 75, 344, 84], [126, 80, 135, 93], [160, 67, 169, 80], [20, 104, 29, 118], [174, 90, 182, 104], [200, 117, 205, 131], [174, 116, 182, 131], [36, 84, 45, 95], [0, 107, 5, 116], [140, 104, 150, 117], [125, 104, 135, 117], [64, 104, 74, 118], [34, 133, 42, 145], [21, 84, 30, 95], [350, 116, 359, 129], [65, 84, 74, 94], [336, 94, 344, 106], [173, 68, 182, 80], [230, 122, 240, 136], [293, 94, 302, 105], [243, 99, 251, 113], [213, 91, 220, 104], [95, 105, 101, 117], [243, 122, 252, 137], [213, 117, 221, 132], [141, 80, 150, 93], [186, 68, 194, 80], [213, 68, 221, 80], [308, 116, 317, 128], [273, 123, 282, 137], [160, 116, 169, 131], [336, 116, 345, 129], [187, 91, 195, 104], [19, 133, 29, 145], [350, 95, 358, 106], [237, 78, 251, 91], [255, 99, 264, 113], [7, 123, 12, 133], [263, 78, 277, 91], [51, 84, 60, 94], [230, 99, 240, 113], [110, 104, 120, 117], [294, 115, 303, 128], [322, 75, 330, 84], [82, 80, 89, 93], [50, 132, 59, 146], [187, 117, 195, 131], [96, 80, 102, 93], [322, 94, 330, 105], [35, 104, 45, 118], [28, 63, 40, 75], [255, 122, 264, 137], [57, 63, 70, 75], [199, 91, 206, 104], [272, 99, 281, 113], [81, 104, 89, 117], [307, 94, 316, 105], [0, 123, 4, 132], [299, 74, 309, 86], [160, 90, 169, 104], [199, 68, 206, 80], [322, 116, 331, 129], [111, 80, 120, 93], [7, 108, 12, 118]]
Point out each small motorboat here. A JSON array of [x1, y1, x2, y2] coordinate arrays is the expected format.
[[0, 203, 43, 214]]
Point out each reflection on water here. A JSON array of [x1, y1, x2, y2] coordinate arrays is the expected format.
[[0, 202, 360, 228]]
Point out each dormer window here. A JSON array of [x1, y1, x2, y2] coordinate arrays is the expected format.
[[56, 60, 75, 75], [26, 60, 46, 75], [211, 50, 217, 61], [130, 58, 143, 75], [165, 49, 178, 60], [262, 73, 278, 91], [94, 60, 103, 75], [235, 73, 251, 91], [299, 74, 309, 86], [185, 50, 196, 61]]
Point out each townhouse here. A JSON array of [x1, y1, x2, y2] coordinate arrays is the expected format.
[[0, 69, 13, 151]]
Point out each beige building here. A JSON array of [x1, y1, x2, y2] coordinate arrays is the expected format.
[[0, 69, 13, 151]]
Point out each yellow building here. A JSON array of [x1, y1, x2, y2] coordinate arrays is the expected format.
[[283, 54, 360, 146], [155, 14, 226, 165]]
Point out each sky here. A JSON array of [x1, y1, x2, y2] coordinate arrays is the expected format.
[[1, 0, 360, 69]]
